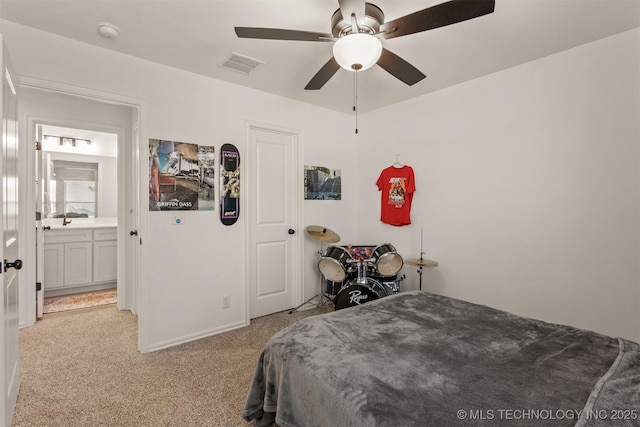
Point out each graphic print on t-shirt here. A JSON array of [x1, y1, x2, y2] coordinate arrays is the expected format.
[[389, 177, 406, 206]]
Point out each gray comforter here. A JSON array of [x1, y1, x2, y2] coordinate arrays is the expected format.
[[243, 291, 640, 426]]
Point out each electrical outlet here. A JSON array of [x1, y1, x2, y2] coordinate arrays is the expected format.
[[222, 295, 230, 308]]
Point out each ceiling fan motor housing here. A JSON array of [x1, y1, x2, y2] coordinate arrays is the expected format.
[[331, 2, 384, 37]]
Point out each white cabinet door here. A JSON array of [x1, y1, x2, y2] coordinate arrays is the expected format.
[[93, 240, 117, 283], [64, 242, 93, 286], [43, 243, 64, 289]]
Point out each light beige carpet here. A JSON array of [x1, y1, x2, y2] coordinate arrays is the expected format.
[[13, 304, 330, 427]]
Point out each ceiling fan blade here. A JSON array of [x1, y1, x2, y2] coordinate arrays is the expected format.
[[235, 27, 333, 42], [305, 57, 341, 90], [380, 0, 495, 40], [377, 48, 426, 86], [338, 0, 366, 24]]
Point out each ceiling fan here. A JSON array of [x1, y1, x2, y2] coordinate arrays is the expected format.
[[235, 0, 495, 90]]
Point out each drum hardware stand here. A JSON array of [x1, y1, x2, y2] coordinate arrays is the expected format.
[[415, 226, 425, 290], [417, 252, 425, 291], [355, 259, 367, 284], [289, 289, 326, 314], [407, 253, 440, 291], [289, 254, 328, 314], [291, 226, 340, 314], [289, 258, 330, 314], [418, 227, 424, 290], [315, 241, 329, 307], [406, 228, 439, 290]]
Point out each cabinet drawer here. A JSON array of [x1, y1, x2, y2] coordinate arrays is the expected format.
[[94, 228, 117, 241], [44, 229, 92, 244]]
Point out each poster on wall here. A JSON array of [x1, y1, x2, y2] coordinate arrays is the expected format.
[[304, 165, 341, 200], [149, 139, 199, 211], [198, 146, 216, 211]]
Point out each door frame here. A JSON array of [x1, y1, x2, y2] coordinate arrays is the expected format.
[[244, 120, 304, 321], [15, 76, 151, 352], [26, 116, 124, 318]]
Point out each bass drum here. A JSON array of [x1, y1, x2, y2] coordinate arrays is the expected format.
[[372, 243, 403, 277], [334, 278, 388, 310], [318, 246, 353, 282]]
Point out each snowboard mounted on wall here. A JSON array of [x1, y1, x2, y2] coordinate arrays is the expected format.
[[220, 143, 240, 225]]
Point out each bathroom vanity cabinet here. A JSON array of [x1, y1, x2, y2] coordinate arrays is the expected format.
[[43, 226, 117, 295]]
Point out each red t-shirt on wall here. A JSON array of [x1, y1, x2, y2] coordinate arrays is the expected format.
[[376, 165, 416, 226]]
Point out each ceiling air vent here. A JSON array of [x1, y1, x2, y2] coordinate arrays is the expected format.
[[220, 53, 265, 75]]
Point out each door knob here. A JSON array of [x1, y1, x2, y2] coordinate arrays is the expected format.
[[130, 230, 138, 236], [288, 229, 295, 235], [4, 259, 23, 272], [43, 225, 51, 231]]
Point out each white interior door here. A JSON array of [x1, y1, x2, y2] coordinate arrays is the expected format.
[[124, 119, 140, 313], [248, 124, 300, 319], [35, 126, 44, 318], [2, 57, 20, 427]]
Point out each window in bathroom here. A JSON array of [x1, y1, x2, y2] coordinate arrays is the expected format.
[[49, 160, 98, 218]]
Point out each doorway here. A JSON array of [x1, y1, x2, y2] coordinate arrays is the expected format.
[[17, 78, 149, 351], [36, 124, 119, 314]]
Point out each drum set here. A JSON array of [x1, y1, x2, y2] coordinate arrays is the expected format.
[[307, 225, 405, 310]]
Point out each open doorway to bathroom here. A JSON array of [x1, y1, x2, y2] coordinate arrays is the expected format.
[[18, 83, 141, 331], [36, 124, 119, 314]]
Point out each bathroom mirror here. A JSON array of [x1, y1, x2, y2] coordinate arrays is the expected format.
[[46, 160, 98, 218], [38, 125, 118, 220]]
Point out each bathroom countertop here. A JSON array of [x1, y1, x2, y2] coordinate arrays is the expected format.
[[42, 218, 118, 230]]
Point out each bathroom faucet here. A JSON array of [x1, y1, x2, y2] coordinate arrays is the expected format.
[[62, 216, 72, 226]]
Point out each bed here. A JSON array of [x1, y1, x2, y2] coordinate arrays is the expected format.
[[243, 291, 640, 426]]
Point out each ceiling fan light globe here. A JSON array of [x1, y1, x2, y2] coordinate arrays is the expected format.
[[333, 33, 382, 72]]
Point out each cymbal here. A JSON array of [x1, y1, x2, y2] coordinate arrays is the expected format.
[[306, 225, 340, 243], [406, 258, 439, 267]]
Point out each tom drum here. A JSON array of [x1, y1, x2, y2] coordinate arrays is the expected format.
[[318, 246, 353, 282], [323, 276, 353, 297], [372, 243, 403, 277]]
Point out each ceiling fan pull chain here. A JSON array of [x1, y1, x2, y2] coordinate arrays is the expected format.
[[353, 71, 358, 134]]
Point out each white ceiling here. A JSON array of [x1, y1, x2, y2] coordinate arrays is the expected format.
[[2, 0, 639, 114]]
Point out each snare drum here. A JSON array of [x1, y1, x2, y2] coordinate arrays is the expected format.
[[372, 243, 403, 276], [318, 246, 353, 282], [323, 274, 354, 298], [334, 277, 388, 310]]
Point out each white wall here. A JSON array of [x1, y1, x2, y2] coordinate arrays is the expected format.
[[356, 28, 640, 342], [2, 20, 357, 349]]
